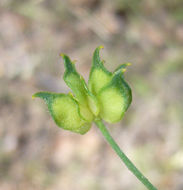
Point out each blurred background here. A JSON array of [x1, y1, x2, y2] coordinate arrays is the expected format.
[[0, 0, 183, 189]]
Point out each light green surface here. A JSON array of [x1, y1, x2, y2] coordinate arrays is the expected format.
[[98, 87, 125, 123], [33, 92, 91, 134]]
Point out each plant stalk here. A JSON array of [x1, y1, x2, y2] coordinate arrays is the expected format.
[[95, 119, 158, 190]]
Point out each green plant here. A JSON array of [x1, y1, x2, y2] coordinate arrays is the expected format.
[[33, 46, 158, 190]]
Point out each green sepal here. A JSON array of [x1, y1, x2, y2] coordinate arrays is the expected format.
[[97, 69, 132, 123], [88, 46, 112, 96], [32, 92, 91, 134], [61, 53, 86, 102], [86, 89, 100, 116], [61, 54, 95, 121]]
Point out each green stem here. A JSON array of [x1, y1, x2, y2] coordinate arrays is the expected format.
[[95, 119, 158, 190]]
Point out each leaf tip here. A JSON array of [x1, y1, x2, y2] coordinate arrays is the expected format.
[[32, 94, 36, 99], [32, 92, 53, 101], [32, 92, 39, 99], [121, 68, 127, 73], [61, 53, 76, 73], [60, 53, 65, 58], [99, 45, 104, 49]]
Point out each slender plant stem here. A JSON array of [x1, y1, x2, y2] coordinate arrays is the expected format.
[[95, 119, 158, 190]]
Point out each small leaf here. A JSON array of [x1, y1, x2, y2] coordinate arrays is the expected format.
[[61, 54, 95, 121], [88, 46, 112, 96], [32, 92, 91, 134], [61, 53, 86, 103], [97, 70, 132, 123]]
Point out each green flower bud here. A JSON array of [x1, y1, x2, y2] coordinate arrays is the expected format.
[[33, 46, 132, 134], [32, 92, 91, 134]]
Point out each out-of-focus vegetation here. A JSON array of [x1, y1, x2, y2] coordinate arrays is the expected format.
[[0, 0, 183, 189]]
